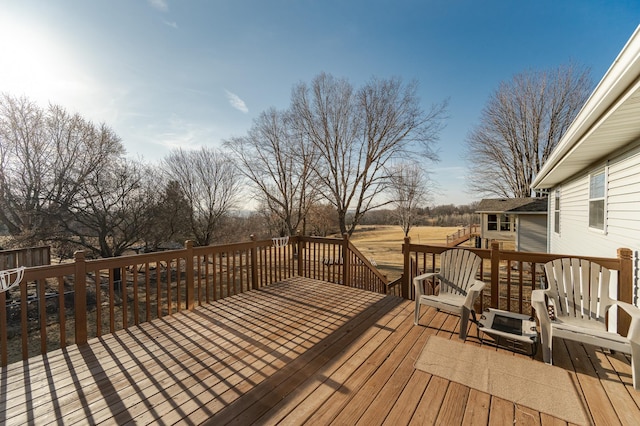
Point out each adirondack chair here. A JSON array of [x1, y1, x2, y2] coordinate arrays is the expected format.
[[532, 258, 640, 390], [413, 249, 485, 340]]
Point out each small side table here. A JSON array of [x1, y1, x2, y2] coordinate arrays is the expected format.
[[474, 308, 538, 357]]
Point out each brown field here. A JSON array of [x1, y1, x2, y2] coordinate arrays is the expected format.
[[340, 225, 469, 281]]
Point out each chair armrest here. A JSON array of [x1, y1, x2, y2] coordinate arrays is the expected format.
[[617, 301, 640, 343], [617, 301, 640, 320], [413, 272, 439, 298], [463, 279, 485, 310], [531, 289, 551, 326]]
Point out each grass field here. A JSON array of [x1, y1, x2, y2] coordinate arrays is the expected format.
[[339, 225, 468, 280]]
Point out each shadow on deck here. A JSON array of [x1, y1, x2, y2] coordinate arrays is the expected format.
[[1, 277, 639, 425]]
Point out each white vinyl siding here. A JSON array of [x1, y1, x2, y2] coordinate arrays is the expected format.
[[517, 215, 548, 252], [549, 143, 640, 261]]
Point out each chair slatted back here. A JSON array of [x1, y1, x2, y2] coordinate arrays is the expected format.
[[438, 249, 482, 296], [544, 258, 612, 323]]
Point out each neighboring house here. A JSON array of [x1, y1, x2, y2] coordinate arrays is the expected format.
[[532, 25, 640, 301], [476, 198, 548, 252]]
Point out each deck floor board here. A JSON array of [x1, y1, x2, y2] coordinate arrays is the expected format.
[[1, 276, 639, 425]]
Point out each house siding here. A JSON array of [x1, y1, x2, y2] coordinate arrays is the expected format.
[[549, 144, 640, 302], [517, 214, 547, 252]]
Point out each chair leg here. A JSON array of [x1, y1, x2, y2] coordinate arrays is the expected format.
[[631, 341, 640, 390], [414, 299, 420, 325], [539, 324, 552, 364], [459, 308, 469, 340]]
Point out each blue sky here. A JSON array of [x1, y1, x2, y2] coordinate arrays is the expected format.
[[1, 1, 639, 206]]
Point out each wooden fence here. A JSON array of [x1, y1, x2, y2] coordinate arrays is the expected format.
[[0, 246, 51, 269], [0, 234, 387, 366]]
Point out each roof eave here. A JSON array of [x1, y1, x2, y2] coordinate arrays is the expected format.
[[532, 25, 640, 189]]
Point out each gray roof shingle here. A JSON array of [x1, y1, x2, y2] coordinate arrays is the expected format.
[[476, 197, 548, 213]]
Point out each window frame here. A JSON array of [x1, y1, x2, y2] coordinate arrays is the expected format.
[[588, 168, 607, 232], [487, 214, 498, 231], [554, 189, 560, 234], [500, 214, 513, 232]]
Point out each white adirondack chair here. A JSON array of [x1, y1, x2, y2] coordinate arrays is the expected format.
[[532, 258, 640, 390], [413, 249, 485, 340]]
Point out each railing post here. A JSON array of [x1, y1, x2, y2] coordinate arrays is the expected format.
[[342, 233, 350, 287], [618, 247, 633, 335], [74, 251, 88, 345], [185, 240, 194, 310], [490, 241, 500, 308], [250, 235, 259, 289], [402, 236, 411, 300], [296, 232, 303, 277]]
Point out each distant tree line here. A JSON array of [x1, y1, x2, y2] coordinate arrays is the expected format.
[[358, 204, 480, 228]]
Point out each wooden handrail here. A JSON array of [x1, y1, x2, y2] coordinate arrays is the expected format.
[[1, 233, 389, 365], [401, 237, 633, 332], [445, 224, 480, 246]]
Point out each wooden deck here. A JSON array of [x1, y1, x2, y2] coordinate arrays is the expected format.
[[1, 277, 639, 425]]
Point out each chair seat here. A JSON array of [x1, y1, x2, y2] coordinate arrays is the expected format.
[[419, 293, 467, 313], [551, 316, 631, 352], [552, 315, 607, 333]]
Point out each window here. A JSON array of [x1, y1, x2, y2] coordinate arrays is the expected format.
[[487, 214, 514, 232], [500, 214, 512, 231], [589, 170, 606, 230], [554, 190, 560, 233], [487, 214, 498, 231]]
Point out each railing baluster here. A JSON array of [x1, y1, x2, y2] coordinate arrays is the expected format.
[[123, 265, 129, 328], [133, 263, 140, 323], [506, 260, 512, 311], [38, 278, 46, 355], [58, 276, 66, 348], [94, 268, 101, 337], [518, 261, 524, 314], [109, 268, 116, 331], [20, 280, 28, 359], [155, 262, 161, 318], [1, 290, 7, 366], [145, 262, 151, 320]]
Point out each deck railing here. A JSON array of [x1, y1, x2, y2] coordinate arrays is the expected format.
[[0, 234, 386, 366], [402, 238, 633, 332], [4, 233, 633, 367], [445, 224, 480, 246]]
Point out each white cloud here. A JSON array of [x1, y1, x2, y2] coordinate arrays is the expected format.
[[148, 0, 169, 12], [225, 90, 249, 113], [163, 20, 178, 29]]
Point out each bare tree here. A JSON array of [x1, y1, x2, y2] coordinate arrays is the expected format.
[[305, 202, 340, 236], [465, 63, 592, 197], [388, 162, 431, 236], [54, 159, 155, 258], [291, 73, 447, 236], [225, 108, 318, 237], [142, 178, 192, 251], [162, 147, 241, 246], [0, 94, 124, 244]]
